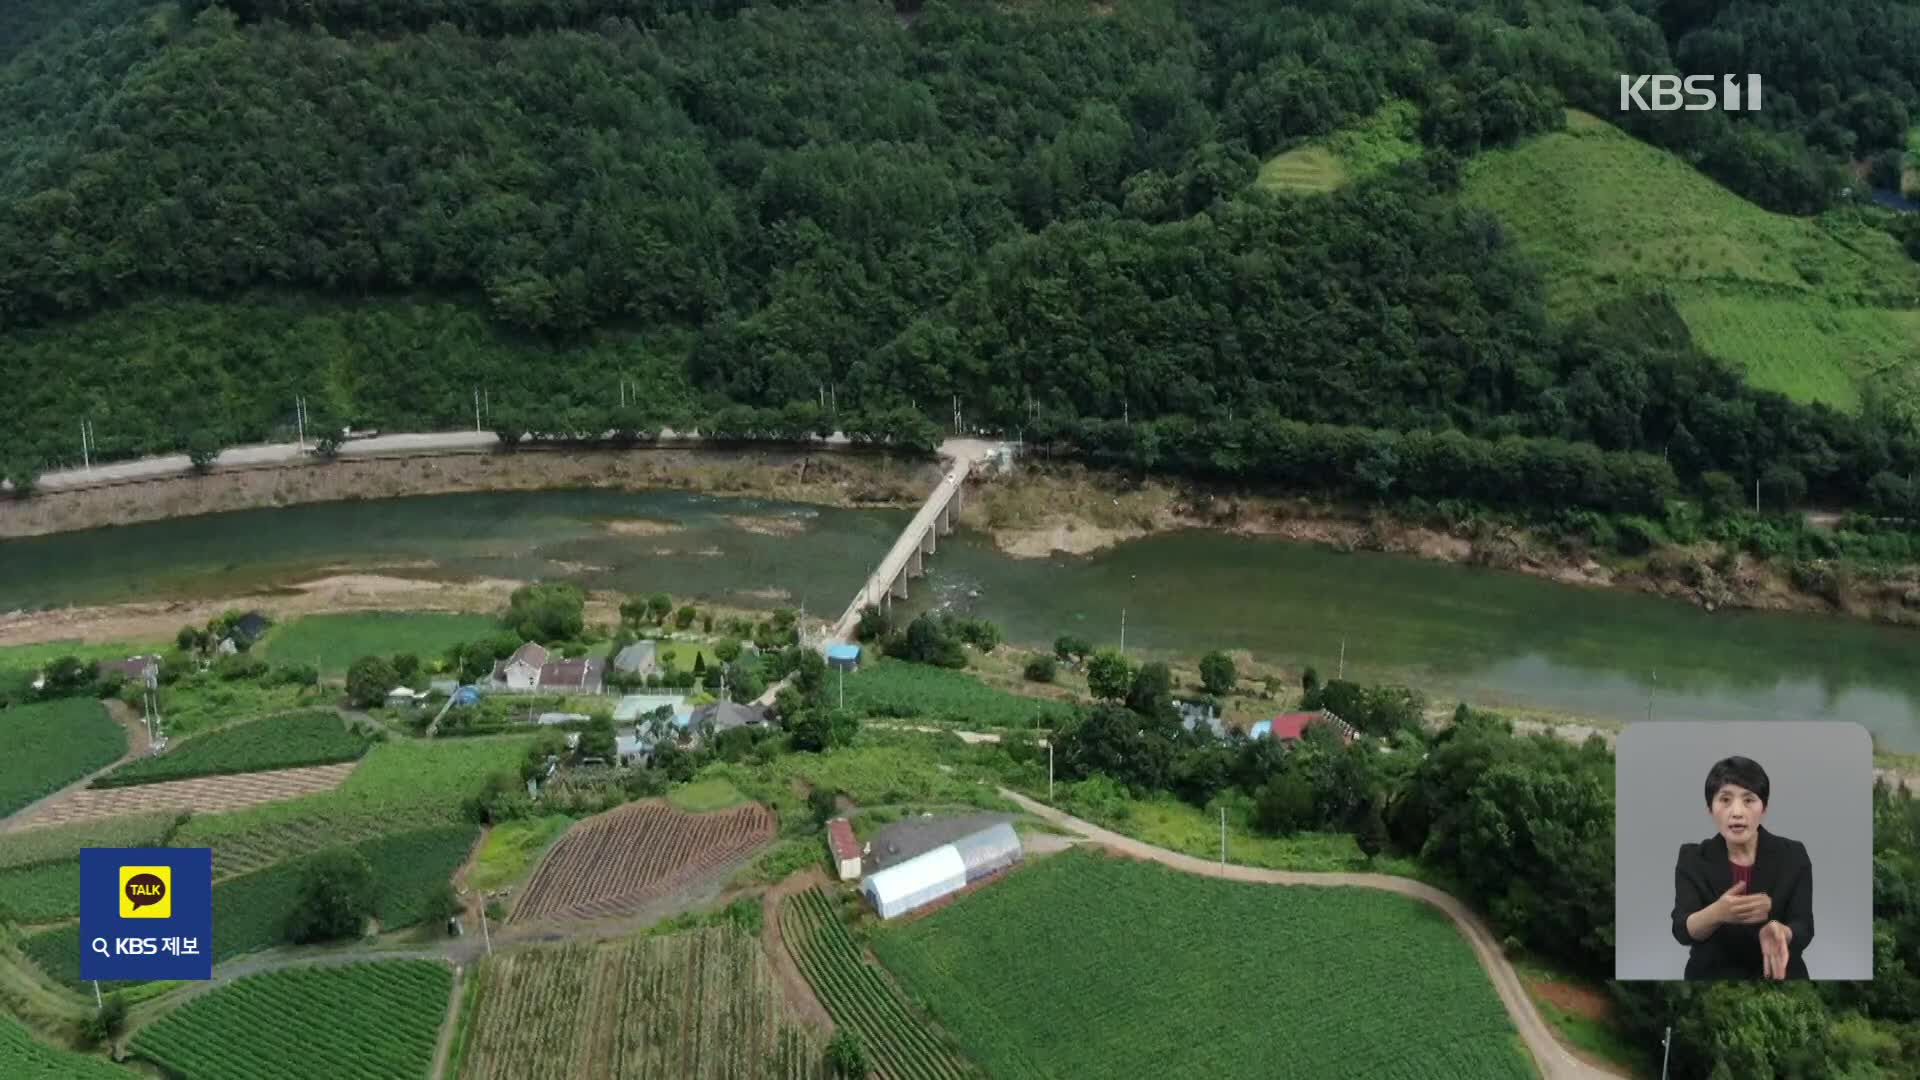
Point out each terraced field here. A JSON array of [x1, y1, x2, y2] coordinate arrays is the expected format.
[[781, 887, 973, 1080], [130, 960, 450, 1079], [8, 762, 358, 830], [458, 928, 825, 1080], [513, 801, 774, 923], [93, 710, 368, 788]]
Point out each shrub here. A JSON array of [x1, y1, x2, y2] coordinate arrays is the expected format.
[[286, 849, 375, 944], [1024, 655, 1057, 683]]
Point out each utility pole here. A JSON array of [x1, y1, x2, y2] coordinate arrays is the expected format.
[[295, 396, 306, 450], [478, 897, 494, 958], [1754, 477, 1760, 515], [1120, 608, 1126, 654], [484, 389, 490, 421], [1048, 740, 1054, 801], [1338, 638, 1346, 680], [1648, 669, 1657, 723], [1219, 806, 1227, 874], [80, 421, 91, 472], [473, 389, 482, 433], [838, 665, 844, 710], [93, 981, 101, 1008], [1660, 1026, 1671, 1080]]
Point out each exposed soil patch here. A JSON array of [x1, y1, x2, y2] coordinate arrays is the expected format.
[[512, 800, 775, 923], [762, 868, 836, 1033], [9, 761, 359, 830], [602, 518, 684, 537], [1531, 978, 1613, 1024]]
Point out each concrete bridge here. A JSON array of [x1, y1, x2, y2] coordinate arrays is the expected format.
[[825, 438, 1003, 647]]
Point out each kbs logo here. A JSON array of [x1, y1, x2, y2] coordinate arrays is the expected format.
[[119, 865, 171, 918], [1618, 74, 1762, 112]]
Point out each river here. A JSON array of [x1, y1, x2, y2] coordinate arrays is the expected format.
[[2, 491, 1917, 748]]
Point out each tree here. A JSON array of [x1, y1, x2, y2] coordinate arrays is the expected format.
[[1125, 661, 1174, 718], [79, 993, 127, 1048], [176, 625, 206, 653], [186, 431, 222, 474], [38, 655, 94, 698], [827, 1029, 868, 1079], [1085, 650, 1134, 702], [286, 848, 375, 943], [1253, 770, 1315, 836], [1301, 666, 1320, 695], [647, 594, 672, 623], [855, 607, 893, 643], [1024, 655, 1057, 682], [391, 653, 420, 681], [1353, 800, 1388, 863], [894, 614, 965, 668], [1199, 651, 1237, 695], [713, 638, 742, 664], [1053, 635, 1092, 664], [579, 716, 616, 760], [619, 597, 650, 627], [503, 583, 586, 641], [675, 605, 697, 630], [346, 655, 397, 708], [791, 707, 858, 753], [808, 786, 839, 823]]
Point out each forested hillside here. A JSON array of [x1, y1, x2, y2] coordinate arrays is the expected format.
[[2, 0, 1918, 527]]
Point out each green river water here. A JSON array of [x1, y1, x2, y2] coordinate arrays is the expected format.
[[2, 490, 1916, 749]]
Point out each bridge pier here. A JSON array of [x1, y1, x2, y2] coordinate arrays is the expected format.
[[937, 502, 953, 538], [909, 547, 924, 579]]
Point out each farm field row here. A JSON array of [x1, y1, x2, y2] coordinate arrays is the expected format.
[[0, 812, 179, 869], [23, 824, 478, 991], [871, 849, 1533, 1079], [0, 698, 125, 818], [458, 928, 825, 1080], [130, 960, 451, 1080], [0, 1012, 123, 1078], [94, 710, 370, 788], [11, 761, 359, 832], [513, 800, 774, 922], [781, 887, 973, 1080], [259, 611, 498, 676]]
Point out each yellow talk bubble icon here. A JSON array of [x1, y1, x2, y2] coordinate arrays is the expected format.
[[119, 865, 171, 919]]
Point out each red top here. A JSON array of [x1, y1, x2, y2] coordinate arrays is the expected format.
[[1730, 860, 1754, 889]]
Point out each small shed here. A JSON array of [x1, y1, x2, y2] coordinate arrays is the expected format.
[[827, 818, 862, 881], [863, 845, 968, 920], [451, 686, 483, 707], [386, 687, 421, 708], [825, 643, 861, 671]]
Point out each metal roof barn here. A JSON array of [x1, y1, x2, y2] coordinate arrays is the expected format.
[[862, 845, 967, 919]]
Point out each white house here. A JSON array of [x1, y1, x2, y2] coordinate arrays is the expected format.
[[492, 642, 550, 691]]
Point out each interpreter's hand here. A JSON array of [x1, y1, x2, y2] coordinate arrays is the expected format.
[[1760, 920, 1793, 979], [1714, 881, 1773, 926]]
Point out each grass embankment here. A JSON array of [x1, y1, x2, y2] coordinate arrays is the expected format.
[[1464, 109, 1920, 414], [468, 815, 575, 894], [0, 698, 126, 817], [1256, 100, 1423, 195], [666, 777, 746, 813], [259, 611, 497, 677], [872, 847, 1533, 1079]]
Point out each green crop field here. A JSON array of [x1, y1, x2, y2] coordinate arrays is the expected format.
[[260, 611, 498, 676], [1256, 100, 1422, 195], [24, 824, 478, 990], [711, 741, 1015, 825], [457, 928, 825, 1080], [781, 888, 972, 1080], [841, 659, 1075, 730], [1463, 109, 1920, 414], [94, 710, 370, 788], [130, 960, 451, 1080], [157, 676, 331, 738], [0, 1013, 125, 1078], [0, 859, 81, 922], [0, 699, 126, 818], [174, 734, 533, 878], [0, 812, 180, 870], [667, 777, 746, 813], [871, 849, 1532, 1080]]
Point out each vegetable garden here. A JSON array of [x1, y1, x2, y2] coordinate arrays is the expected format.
[[780, 887, 974, 1080], [841, 660, 1074, 730], [0, 698, 125, 817], [129, 960, 450, 1079], [0, 1013, 125, 1078], [14, 761, 358, 831], [871, 849, 1535, 1079], [512, 800, 773, 922], [458, 927, 825, 1079], [93, 710, 369, 788]]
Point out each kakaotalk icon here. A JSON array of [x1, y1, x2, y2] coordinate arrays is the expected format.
[[120, 866, 171, 918]]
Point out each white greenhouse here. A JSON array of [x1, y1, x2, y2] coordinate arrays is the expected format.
[[860, 823, 1023, 919]]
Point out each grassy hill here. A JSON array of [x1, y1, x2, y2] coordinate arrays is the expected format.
[[1256, 100, 1423, 195], [1464, 110, 1920, 413]]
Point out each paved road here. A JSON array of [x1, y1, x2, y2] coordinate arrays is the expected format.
[[997, 787, 1626, 1080]]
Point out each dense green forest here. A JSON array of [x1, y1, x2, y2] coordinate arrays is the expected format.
[[1, 0, 1917, 531]]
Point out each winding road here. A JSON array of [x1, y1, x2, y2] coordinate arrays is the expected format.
[[996, 787, 1627, 1080]]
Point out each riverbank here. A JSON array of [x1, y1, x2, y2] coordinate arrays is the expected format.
[[958, 464, 1920, 629], [0, 446, 937, 539]]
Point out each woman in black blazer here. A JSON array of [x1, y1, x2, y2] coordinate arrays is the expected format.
[[1671, 756, 1814, 980]]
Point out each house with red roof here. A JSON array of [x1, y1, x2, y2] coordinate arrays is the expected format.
[[1249, 709, 1358, 746], [827, 817, 863, 880]]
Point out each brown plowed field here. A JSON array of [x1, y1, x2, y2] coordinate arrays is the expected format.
[[8, 762, 358, 829], [512, 800, 774, 923]]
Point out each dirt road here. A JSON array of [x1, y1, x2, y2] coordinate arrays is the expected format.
[[997, 787, 1626, 1080]]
